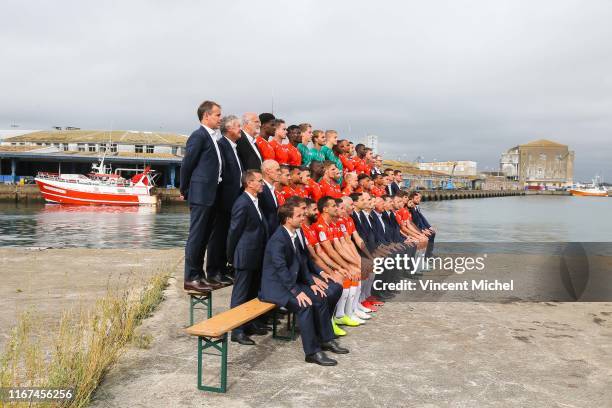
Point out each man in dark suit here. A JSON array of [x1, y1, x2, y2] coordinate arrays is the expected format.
[[390, 170, 402, 196], [409, 191, 436, 258], [206, 115, 245, 285], [180, 100, 224, 292], [259, 159, 281, 234], [236, 112, 263, 171], [227, 170, 268, 345], [259, 202, 348, 366]]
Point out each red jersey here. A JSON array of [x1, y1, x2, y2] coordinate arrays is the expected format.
[[319, 177, 343, 199], [255, 137, 275, 161], [307, 178, 323, 202], [370, 186, 386, 197], [313, 216, 338, 243], [336, 216, 356, 236], [269, 139, 290, 165], [397, 207, 412, 225], [275, 189, 286, 206], [300, 223, 319, 246], [341, 186, 353, 196], [339, 154, 355, 173], [295, 185, 310, 198], [287, 143, 302, 166], [353, 157, 367, 174], [279, 185, 298, 201]]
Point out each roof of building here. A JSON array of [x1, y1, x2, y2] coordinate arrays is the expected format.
[[3, 130, 188, 146], [520, 139, 567, 148]]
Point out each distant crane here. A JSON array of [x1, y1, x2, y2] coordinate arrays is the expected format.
[[444, 161, 458, 190]]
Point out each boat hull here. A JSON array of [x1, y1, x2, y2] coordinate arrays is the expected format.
[[569, 189, 608, 197], [35, 178, 158, 206]]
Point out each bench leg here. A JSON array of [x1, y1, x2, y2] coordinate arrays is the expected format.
[[189, 292, 213, 326], [272, 309, 297, 341], [197, 333, 228, 393]]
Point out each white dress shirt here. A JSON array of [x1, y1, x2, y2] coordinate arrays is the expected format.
[[224, 136, 242, 174], [243, 130, 262, 162], [284, 226, 298, 251], [245, 191, 263, 220], [203, 125, 223, 183], [264, 179, 278, 207]]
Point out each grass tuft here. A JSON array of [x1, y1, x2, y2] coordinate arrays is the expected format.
[[0, 269, 171, 407]]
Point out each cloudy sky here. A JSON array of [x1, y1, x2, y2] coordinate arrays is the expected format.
[[1, 0, 611, 180]]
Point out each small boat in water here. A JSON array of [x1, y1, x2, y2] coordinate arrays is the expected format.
[[569, 177, 608, 197], [35, 155, 159, 206], [569, 186, 608, 197]]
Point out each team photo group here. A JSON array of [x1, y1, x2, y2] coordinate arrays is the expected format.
[[180, 100, 436, 366]]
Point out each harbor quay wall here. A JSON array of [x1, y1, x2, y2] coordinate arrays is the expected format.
[[0, 184, 574, 204]]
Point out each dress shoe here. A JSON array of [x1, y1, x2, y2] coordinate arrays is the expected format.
[[231, 333, 255, 345], [334, 315, 360, 327], [184, 280, 213, 293], [321, 340, 349, 354], [305, 351, 337, 366], [331, 320, 347, 336], [217, 276, 234, 285], [246, 326, 268, 336], [208, 276, 233, 286], [200, 277, 222, 289]]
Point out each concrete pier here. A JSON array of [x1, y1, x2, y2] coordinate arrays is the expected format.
[[1, 185, 579, 204]]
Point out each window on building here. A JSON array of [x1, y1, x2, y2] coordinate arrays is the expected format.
[[62, 144, 69, 151], [110, 143, 117, 153], [146, 145, 154, 154], [88, 144, 97, 152], [171, 146, 178, 155], [77, 143, 86, 152], [135, 145, 144, 153]]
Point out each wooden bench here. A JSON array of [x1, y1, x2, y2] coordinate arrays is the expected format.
[[184, 290, 213, 325], [185, 298, 296, 393]]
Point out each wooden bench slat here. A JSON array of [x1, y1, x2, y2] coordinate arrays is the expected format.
[[186, 299, 276, 338]]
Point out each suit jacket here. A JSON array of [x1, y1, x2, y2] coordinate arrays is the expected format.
[[370, 211, 391, 245], [226, 192, 268, 269], [180, 126, 221, 206], [216, 137, 244, 211], [388, 182, 400, 196], [410, 206, 431, 230], [259, 227, 312, 306], [351, 211, 377, 252], [259, 183, 279, 234], [236, 130, 263, 171], [383, 211, 403, 243]]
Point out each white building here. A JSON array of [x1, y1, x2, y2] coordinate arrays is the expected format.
[[417, 160, 478, 176], [364, 134, 378, 155]]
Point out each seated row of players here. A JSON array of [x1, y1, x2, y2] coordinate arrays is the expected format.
[[227, 168, 434, 366]]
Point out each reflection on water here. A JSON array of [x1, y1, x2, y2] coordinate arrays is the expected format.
[[0, 195, 610, 248], [0, 203, 189, 249]]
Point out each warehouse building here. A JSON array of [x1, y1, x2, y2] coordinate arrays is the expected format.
[[0, 129, 187, 187]]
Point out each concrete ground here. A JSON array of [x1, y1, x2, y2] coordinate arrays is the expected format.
[[90, 255, 612, 408], [0, 248, 182, 349]]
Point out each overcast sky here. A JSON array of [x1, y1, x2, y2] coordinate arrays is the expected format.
[[1, 0, 611, 181]]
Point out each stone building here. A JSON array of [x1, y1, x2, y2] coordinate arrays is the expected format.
[[500, 139, 574, 188]]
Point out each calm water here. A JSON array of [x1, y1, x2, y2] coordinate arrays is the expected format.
[[0, 195, 611, 249]]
